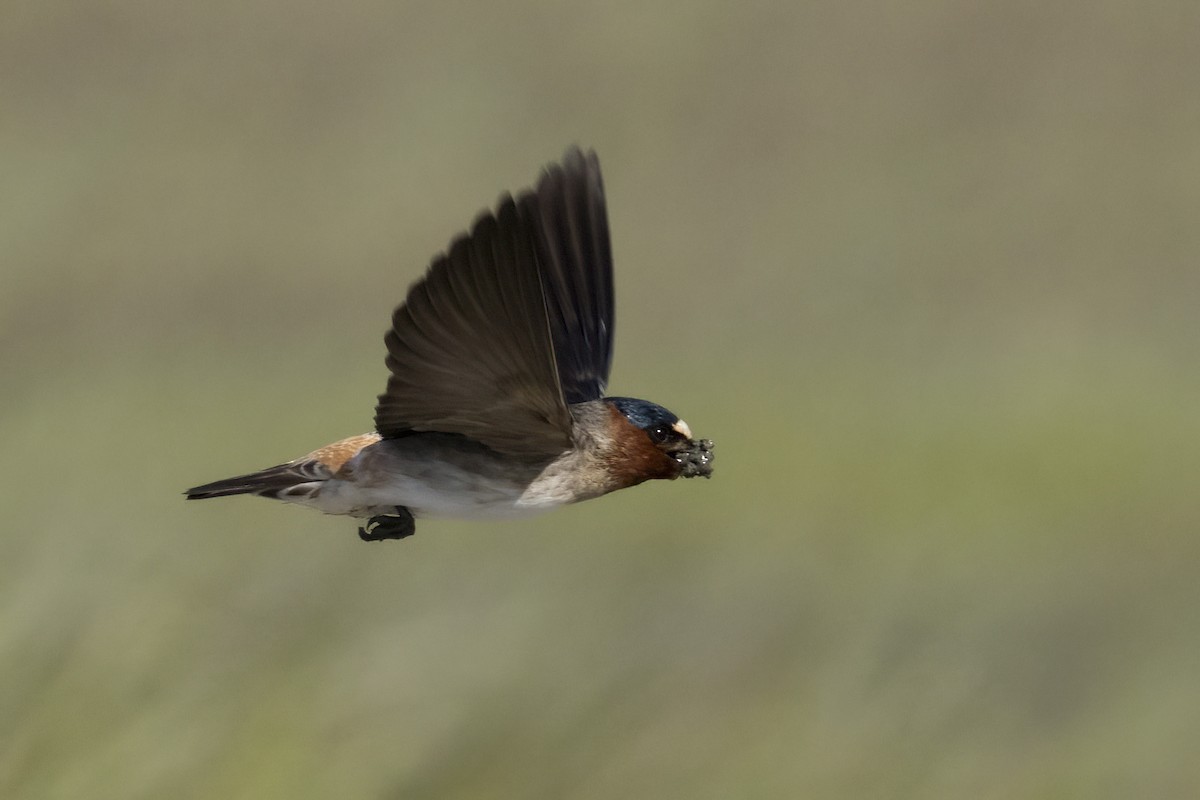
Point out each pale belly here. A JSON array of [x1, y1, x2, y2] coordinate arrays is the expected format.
[[292, 433, 570, 520], [311, 473, 555, 520]]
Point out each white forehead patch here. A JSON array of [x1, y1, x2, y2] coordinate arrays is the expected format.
[[673, 420, 692, 439]]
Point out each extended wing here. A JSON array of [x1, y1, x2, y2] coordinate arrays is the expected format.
[[373, 147, 615, 459]]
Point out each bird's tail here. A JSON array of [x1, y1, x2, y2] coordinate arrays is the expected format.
[[186, 433, 378, 503], [184, 461, 328, 500]]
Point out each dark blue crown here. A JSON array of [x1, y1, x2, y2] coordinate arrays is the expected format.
[[606, 397, 679, 431]]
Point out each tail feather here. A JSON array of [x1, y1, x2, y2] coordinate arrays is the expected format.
[[184, 461, 329, 500]]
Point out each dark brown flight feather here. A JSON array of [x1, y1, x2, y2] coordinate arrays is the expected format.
[[525, 148, 614, 404], [374, 147, 615, 460]]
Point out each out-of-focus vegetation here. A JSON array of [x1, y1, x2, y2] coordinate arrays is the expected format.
[[2, 1, 1198, 797]]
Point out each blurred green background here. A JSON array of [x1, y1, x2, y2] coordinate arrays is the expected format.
[[3, 1, 1198, 797]]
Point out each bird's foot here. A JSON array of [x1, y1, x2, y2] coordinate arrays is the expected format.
[[358, 506, 416, 542]]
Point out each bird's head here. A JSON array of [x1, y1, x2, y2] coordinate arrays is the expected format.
[[600, 397, 715, 486]]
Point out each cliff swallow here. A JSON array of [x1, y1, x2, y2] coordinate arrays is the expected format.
[[185, 147, 713, 541]]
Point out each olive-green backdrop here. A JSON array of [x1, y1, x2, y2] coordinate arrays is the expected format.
[[2, 2, 1197, 797]]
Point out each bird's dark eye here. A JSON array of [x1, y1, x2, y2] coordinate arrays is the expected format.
[[648, 426, 673, 444]]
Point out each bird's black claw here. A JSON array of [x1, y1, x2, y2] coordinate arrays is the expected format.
[[358, 506, 416, 542]]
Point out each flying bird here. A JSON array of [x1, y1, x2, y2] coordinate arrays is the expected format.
[[185, 147, 713, 541]]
